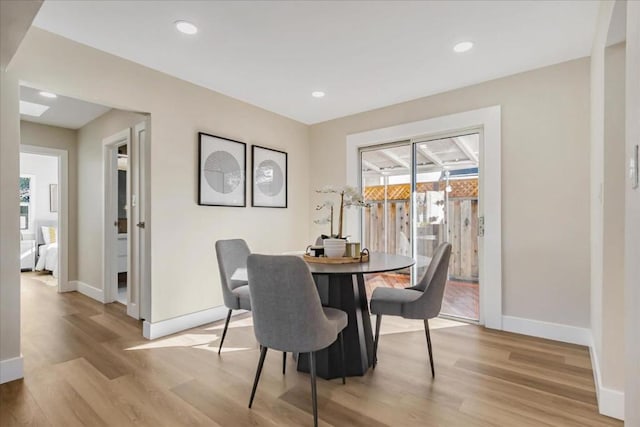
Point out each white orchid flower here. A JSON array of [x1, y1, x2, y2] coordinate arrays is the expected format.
[[314, 184, 368, 239]]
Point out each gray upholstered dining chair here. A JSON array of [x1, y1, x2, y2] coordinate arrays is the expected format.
[[215, 239, 252, 354], [370, 242, 452, 377], [246, 254, 348, 427], [215, 239, 289, 372]]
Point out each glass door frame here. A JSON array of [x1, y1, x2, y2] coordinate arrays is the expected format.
[[358, 126, 483, 321], [412, 128, 483, 322]]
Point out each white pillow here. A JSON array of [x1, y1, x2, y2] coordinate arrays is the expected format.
[[41, 226, 57, 244]]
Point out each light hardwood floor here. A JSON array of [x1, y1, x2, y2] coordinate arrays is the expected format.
[[0, 276, 621, 426]]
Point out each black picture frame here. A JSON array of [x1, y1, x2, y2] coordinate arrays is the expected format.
[[251, 145, 288, 208], [198, 132, 246, 207]]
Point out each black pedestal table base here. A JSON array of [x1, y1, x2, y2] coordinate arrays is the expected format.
[[298, 273, 373, 379], [297, 252, 414, 380]]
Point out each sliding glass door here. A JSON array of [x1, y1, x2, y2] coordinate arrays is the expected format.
[[360, 132, 481, 321], [412, 134, 480, 321]]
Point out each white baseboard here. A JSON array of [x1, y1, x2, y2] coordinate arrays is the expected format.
[[143, 306, 244, 340], [68, 280, 104, 303], [589, 340, 625, 420], [501, 315, 591, 346], [0, 356, 24, 384], [501, 316, 623, 420], [598, 386, 625, 420]]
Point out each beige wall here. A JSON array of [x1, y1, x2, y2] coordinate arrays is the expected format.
[[0, 68, 22, 363], [10, 28, 310, 323], [624, 1, 640, 423], [76, 109, 147, 290], [590, 1, 612, 390], [0, 0, 41, 379], [20, 121, 78, 279], [0, 0, 42, 67], [589, 2, 626, 417], [602, 42, 625, 392], [310, 58, 591, 328]]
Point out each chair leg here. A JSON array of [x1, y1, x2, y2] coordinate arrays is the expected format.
[[282, 352, 286, 375], [373, 314, 382, 368], [218, 309, 233, 355], [310, 351, 318, 427], [248, 346, 268, 408], [339, 331, 346, 385], [424, 319, 435, 378]]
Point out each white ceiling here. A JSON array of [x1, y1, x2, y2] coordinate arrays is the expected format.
[[33, 1, 599, 124], [20, 85, 111, 129]]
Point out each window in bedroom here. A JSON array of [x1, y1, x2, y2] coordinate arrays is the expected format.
[[19, 175, 34, 231]]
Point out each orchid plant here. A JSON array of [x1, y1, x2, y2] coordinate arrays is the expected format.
[[314, 185, 369, 239]]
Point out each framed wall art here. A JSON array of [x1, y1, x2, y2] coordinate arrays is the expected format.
[[251, 145, 287, 208], [198, 132, 246, 207]]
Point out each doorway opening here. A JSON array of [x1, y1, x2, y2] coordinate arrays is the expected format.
[[360, 132, 481, 322], [18, 83, 150, 325], [103, 121, 149, 320], [18, 146, 67, 293]]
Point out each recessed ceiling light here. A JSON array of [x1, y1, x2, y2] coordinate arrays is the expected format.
[[175, 20, 198, 35], [39, 91, 57, 98], [453, 41, 474, 53], [20, 100, 50, 117], [311, 91, 325, 98]]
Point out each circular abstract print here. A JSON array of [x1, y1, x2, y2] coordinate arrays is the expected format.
[[204, 151, 241, 194], [256, 160, 283, 197]]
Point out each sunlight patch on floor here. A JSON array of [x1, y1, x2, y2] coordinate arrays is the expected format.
[[126, 314, 467, 351], [21, 271, 57, 287], [125, 333, 220, 351], [192, 344, 253, 354], [203, 315, 254, 331]]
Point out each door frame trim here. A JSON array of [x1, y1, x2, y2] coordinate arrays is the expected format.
[[345, 105, 502, 329]]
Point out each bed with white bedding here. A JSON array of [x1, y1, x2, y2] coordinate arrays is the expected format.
[[35, 242, 58, 277], [35, 224, 58, 277]]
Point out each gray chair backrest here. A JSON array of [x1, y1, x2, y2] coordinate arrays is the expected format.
[[404, 242, 452, 319], [215, 239, 251, 309], [247, 254, 336, 353]]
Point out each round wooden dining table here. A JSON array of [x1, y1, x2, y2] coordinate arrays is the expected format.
[[297, 252, 415, 379]]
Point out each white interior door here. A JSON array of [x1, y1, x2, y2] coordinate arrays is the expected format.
[[125, 126, 139, 319], [131, 120, 150, 320]]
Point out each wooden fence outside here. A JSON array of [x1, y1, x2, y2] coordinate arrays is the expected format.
[[363, 198, 479, 281]]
